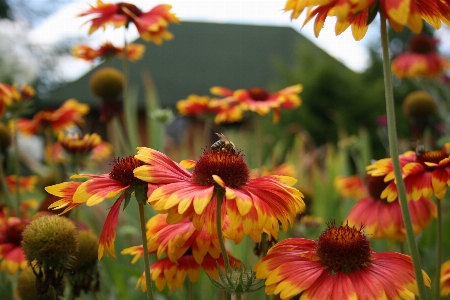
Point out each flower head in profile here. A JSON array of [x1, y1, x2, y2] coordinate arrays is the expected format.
[[211, 84, 302, 123], [0, 216, 29, 274], [285, 0, 450, 41], [122, 214, 241, 292], [346, 175, 436, 241], [176, 94, 217, 116], [73, 41, 145, 62], [78, 1, 179, 44], [0, 83, 34, 116], [16, 99, 89, 136], [392, 35, 450, 79], [176, 94, 244, 124], [134, 145, 304, 241], [255, 222, 430, 299], [45, 156, 148, 259], [58, 132, 102, 156], [368, 143, 450, 201]]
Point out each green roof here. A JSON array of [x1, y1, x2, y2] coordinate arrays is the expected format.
[[39, 21, 343, 109]]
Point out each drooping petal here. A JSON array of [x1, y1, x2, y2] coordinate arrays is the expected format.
[[98, 195, 125, 259]]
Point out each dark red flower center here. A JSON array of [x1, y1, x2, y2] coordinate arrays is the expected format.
[[192, 150, 249, 188], [408, 35, 437, 54], [415, 148, 448, 169], [316, 222, 371, 273], [109, 156, 145, 186], [366, 175, 389, 202], [100, 43, 122, 57], [248, 88, 270, 101], [4, 220, 28, 246], [118, 3, 143, 17]]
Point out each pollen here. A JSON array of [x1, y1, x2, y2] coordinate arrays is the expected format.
[[192, 150, 249, 188], [109, 156, 145, 186], [316, 222, 371, 273]]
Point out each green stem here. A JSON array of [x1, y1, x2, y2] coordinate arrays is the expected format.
[[138, 202, 154, 300], [11, 117, 21, 212], [236, 292, 241, 300], [189, 281, 193, 300], [216, 190, 231, 271], [253, 116, 262, 172], [379, 14, 428, 299], [434, 199, 442, 300], [0, 154, 16, 215], [112, 116, 129, 156]]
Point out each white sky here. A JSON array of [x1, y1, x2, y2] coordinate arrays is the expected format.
[[29, 0, 374, 80]]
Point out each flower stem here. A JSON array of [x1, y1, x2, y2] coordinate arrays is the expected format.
[[216, 190, 231, 271], [138, 202, 154, 300], [434, 199, 442, 300], [11, 116, 21, 212], [379, 13, 428, 299], [0, 154, 16, 215]]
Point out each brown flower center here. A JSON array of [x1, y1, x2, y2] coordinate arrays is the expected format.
[[117, 3, 143, 17], [316, 222, 371, 273], [109, 156, 145, 186], [416, 147, 448, 170], [408, 35, 437, 54], [192, 150, 249, 188], [248, 88, 270, 101]]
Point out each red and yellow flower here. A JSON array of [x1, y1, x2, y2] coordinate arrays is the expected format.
[[211, 84, 302, 123], [58, 132, 102, 155], [0, 83, 34, 117], [122, 214, 241, 292], [133, 147, 304, 241], [285, 0, 450, 41], [78, 1, 179, 44], [0, 217, 29, 274], [176, 94, 218, 116], [368, 144, 450, 201], [176, 94, 244, 124], [4, 175, 38, 194], [346, 175, 436, 241], [392, 35, 450, 79], [73, 41, 145, 62], [366, 150, 416, 202], [46, 156, 148, 259], [16, 99, 89, 136], [255, 222, 430, 299], [441, 260, 450, 297]]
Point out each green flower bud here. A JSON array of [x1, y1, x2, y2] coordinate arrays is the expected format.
[[211, 264, 264, 294], [16, 267, 58, 300], [89, 67, 124, 101], [22, 215, 78, 270], [403, 90, 436, 118], [72, 230, 98, 270]]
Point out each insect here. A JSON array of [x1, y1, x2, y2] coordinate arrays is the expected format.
[[415, 145, 426, 157], [210, 133, 237, 154]]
